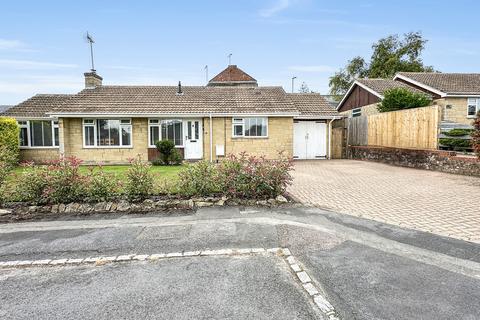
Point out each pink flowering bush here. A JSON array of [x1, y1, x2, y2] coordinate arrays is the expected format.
[[125, 155, 154, 201], [178, 160, 220, 196], [218, 152, 293, 199], [178, 152, 293, 199], [85, 165, 121, 202]]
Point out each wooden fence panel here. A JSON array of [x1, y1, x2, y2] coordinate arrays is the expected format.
[[347, 116, 368, 146], [366, 105, 440, 150]]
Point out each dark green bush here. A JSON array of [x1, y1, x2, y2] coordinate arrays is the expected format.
[[441, 129, 474, 137], [378, 88, 432, 113], [439, 138, 472, 151], [155, 140, 182, 165]]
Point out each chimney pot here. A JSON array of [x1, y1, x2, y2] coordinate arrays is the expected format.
[[84, 72, 103, 89], [177, 81, 183, 95]]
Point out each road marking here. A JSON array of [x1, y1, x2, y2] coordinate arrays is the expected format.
[[0, 247, 340, 319]]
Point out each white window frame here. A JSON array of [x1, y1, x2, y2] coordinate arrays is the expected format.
[[148, 118, 184, 148], [18, 119, 59, 149], [467, 98, 480, 118], [352, 108, 362, 118], [82, 118, 133, 148], [231, 117, 268, 138]]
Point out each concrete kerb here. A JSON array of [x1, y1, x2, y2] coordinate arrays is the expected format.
[[0, 246, 340, 319]]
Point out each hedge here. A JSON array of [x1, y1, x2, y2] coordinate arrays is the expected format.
[[0, 117, 19, 165]]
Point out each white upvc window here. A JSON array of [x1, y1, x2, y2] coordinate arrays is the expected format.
[[17, 120, 59, 148], [148, 119, 183, 147], [352, 108, 362, 117], [232, 117, 268, 138], [82, 119, 132, 148], [467, 98, 480, 118]]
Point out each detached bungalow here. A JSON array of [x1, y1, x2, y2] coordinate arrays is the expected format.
[[337, 72, 480, 128], [2, 65, 341, 163]]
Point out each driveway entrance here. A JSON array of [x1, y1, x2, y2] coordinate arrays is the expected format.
[[289, 160, 480, 243]]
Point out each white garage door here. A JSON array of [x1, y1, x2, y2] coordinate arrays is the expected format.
[[293, 121, 327, 159]]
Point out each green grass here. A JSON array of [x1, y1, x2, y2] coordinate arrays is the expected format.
[[5, 164, 184, 200], [12, 164, 183, 179]]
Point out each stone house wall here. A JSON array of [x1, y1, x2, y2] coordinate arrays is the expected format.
[[202, 117, 293, 161], [434, 97, 476, 126]]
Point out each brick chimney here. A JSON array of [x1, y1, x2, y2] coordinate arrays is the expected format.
[[84, 72, 103, 89]]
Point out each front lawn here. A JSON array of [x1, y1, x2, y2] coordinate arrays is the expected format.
[[4, 164, 184, 202], [12, 165, 183, 181]]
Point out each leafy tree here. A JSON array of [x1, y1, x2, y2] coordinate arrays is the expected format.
[[377, 88, 432, 112], [298, 82, 310, 93], [329, 32, 434, 98]]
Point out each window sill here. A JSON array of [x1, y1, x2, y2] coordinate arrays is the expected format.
[[83, 146, 133, 149], [232, 136, 269, 139], [20, 146, 59, 150], [467, 116, 477, 119]]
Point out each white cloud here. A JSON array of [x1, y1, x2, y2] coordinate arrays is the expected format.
[[259, 0, 292, 18], [0, 59, 78, 70], [0, 39, 25, 50], [288, 65, 335, 73]]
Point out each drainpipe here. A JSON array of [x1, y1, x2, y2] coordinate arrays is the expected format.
[[328, 119, 333, 159], [209, 113, 213, 162]]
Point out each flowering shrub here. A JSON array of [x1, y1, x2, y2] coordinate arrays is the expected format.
[[85, 166, 120, 202], [218, 152, 293, 199], [43, 157, 86, 204], [178, 152, 294, 199], [178, 161, 220, 196], [125, 156, 154, 201], [15, 162, 49, 204]]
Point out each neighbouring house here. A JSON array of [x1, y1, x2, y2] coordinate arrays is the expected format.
[[0, 105, 12, 113], [1, 65, 341, 164], [336, 78, 430, 118], [337, 72, 480, 128]]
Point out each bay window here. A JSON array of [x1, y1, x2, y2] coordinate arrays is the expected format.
[[467, 98, 480, 118], [149, 119, 183, 147], [17, 120, 59, 148], [83, 119, 132, 147], [232, 117, 268, 138]]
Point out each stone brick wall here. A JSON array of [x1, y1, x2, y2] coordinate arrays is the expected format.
[[434, 97, 476, 126], [19, 148, 59, 163], [203, 117, 293, 160], [61, 118, 149, 164], [339, 103, 380, 118], [349, 145, 480, 177]]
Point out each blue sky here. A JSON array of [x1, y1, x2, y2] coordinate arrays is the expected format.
[[1, 0, 479, 104]]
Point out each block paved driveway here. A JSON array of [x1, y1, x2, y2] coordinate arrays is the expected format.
[[288, 160, 480, 243]]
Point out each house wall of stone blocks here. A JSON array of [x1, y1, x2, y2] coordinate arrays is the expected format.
[[434, 97, 476, 126], [202, 117, 294, 161]]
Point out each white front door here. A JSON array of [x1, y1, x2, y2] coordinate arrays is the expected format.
[[184, 119, 203, 159], [293, 121, 327, 159]]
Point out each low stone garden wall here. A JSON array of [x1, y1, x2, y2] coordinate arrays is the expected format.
[[0, 195, 290, 223], [348, 145, 480, 177]]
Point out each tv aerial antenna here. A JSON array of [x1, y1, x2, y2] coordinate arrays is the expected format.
[[84, 32, 96, 72]]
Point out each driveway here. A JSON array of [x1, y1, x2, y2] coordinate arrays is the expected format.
[[289, 160, 480, 243]]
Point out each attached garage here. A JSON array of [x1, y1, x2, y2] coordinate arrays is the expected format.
[[293, 120, 327, 159]]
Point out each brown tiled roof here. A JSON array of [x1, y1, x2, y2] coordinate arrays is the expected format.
[[208, 65, 257, 86], [2, 94, 72, 118], [396, 72, 480, 95], [287, 93, 338, 117], [356, 79, 427, 96], [49, 86, 298, 115]]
